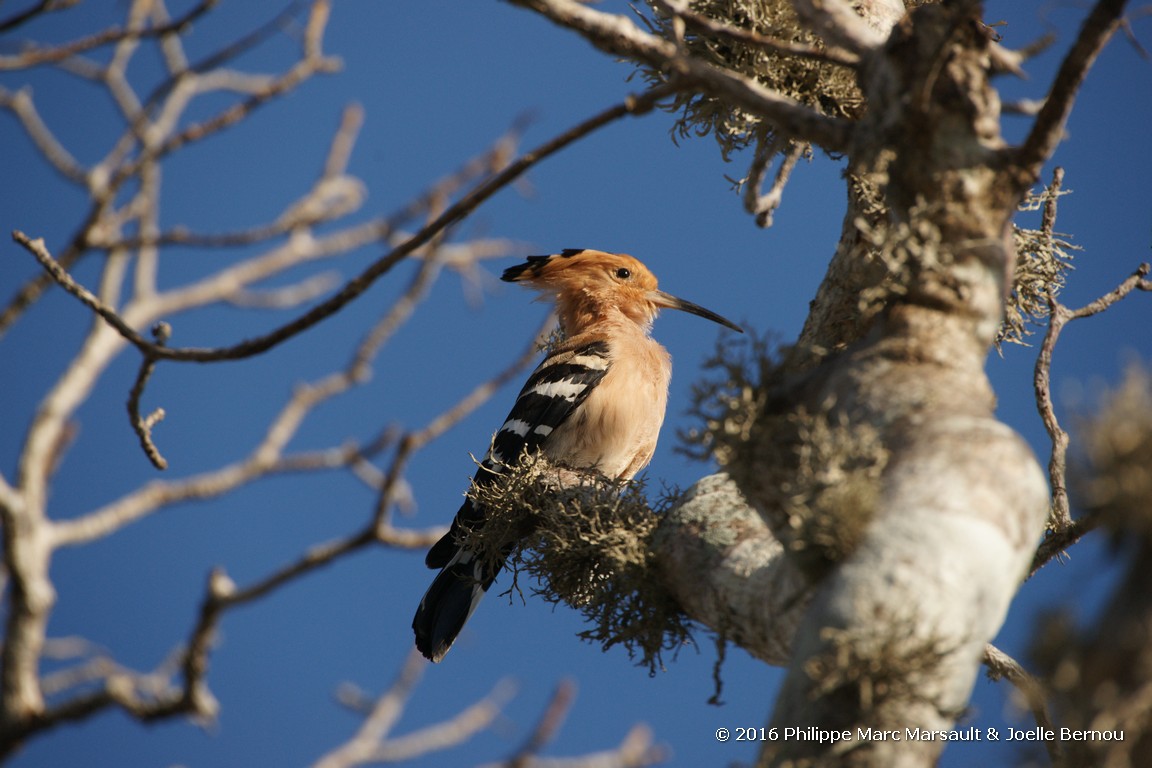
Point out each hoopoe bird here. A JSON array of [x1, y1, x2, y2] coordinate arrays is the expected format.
[[412, 248, 741, 662]]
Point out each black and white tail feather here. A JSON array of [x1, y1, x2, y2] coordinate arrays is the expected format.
[[412, 339, 610, 662]]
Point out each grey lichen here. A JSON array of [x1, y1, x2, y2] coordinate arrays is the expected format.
[[678, 329, 777, 467], [741, 403, 888, 578], [854, 197, 952, 322], [805, 620, 962, 715], [634, 0, 863, 160], [679, 331, 889, 576], [464, 454, 694, 674], [999, 185, 1079, 348]]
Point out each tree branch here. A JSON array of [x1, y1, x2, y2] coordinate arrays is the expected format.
[[651, 0, 859, 66], [314, 652, 514, 768], [17, 83, 678, 364], [654, 473, 808, 666], [1014, 0, 1128, 188], [0, 87, 87, 183], [789, 0, 898, 56], [0, 0, 215, 69], [983, 643, 1061, 765], [126, 322, 171, 470], [743, 137, 809, 228], [1030, 260, 1152, 576], [510, 0, 851, 150]]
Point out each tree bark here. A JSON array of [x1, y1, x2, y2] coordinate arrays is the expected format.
[[651, 3, 1063, 765]]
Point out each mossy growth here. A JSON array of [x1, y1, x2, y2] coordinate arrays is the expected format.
[[634, 0, 865, 160], [679, 330, 889, 576], [678, 328, 777, 467], [805, 620, 962, 717], [463, 454, 694, 675], [741, 403, 888, 578], [999, 184, 1079, 349]]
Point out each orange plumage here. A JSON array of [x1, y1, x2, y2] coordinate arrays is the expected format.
[[413, 249, 740, 662]]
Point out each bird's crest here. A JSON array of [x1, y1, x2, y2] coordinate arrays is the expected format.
[[501, 249, 653, 288], [501, 249, 741, 335]]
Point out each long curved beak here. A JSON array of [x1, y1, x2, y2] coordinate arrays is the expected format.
[[649, 290, 743, 333]]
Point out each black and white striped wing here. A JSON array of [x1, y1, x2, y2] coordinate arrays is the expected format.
[[414, 338, 612, 661], [424, 339, 610, 568]]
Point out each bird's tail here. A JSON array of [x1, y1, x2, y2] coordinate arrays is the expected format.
[[412, 550, 496, 662]]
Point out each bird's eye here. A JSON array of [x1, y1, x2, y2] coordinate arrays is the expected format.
[[615, 267, 631, 279]]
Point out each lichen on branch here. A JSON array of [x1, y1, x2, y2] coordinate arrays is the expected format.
[[463, 454, 694, 674], [634, 0, 863, 159]]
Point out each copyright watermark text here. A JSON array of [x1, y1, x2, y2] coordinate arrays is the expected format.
[[714, 726, 1126, 744]]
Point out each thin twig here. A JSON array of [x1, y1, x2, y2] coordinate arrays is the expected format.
[[1014, 0, 1127, 189], [0, 87, 88, 182], [372, 313, 556, 527], [510, 0, 850, 150], [1, 3, 331, 339], [126, 322, 171, 470], [315, 654, 516, 768], [66, 316, 555, 619], [481, 681, 663, 768], [311, 652, 424, 768], [508, 680, 578, 767], [743, 137, 808, 228], [101, 115, 521, 254], [0, 1, 216, 69], [1030, 261, 1152, 576], [0, 0, 81, 35], [17, 83, 678, 364], [51, 267, 547, 550], [362, 680, 515, 763], [983, 643, 1062, 765]]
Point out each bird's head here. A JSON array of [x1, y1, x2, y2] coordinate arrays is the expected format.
[[502, 249, 742, 335]]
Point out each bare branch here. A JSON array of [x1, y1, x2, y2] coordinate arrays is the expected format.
[[1030, 260, 1152, 575], [371, 312, 556, 527], [140, 13, 340, 164], [0, 87, 87, 183], [313, 651, 420, 768], [983, 643, 1061, 765], [789, 0, 894, 56], [0, 1, 215, 69], [363, 680, 515, 763], [19, 84, 677, 364], [223, 273, 342, 309], [41, 317, 548, 737], [510, 0, 850, 150], [0, 4, 333, 339], [0, 243, 82, 340], [509, 679, 577, 766], [11, 231, 146, 349], [1014, 0, 1128, 188], [126, 322, 171, 470], [47, 439, 381, 550], [50, 269, 547, 553], [743, 137, 808, 228], [480, 679, 664, 768], [508, 727, 663, 768], [0, 0, 81, 35], [167, 2, 302, 82], [314, 652, 515, 768]]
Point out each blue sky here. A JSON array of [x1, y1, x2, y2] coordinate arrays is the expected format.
[[1, 2, 1150, 766]]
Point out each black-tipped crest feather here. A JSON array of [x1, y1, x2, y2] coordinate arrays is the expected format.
[[501, 249, 590, 282]]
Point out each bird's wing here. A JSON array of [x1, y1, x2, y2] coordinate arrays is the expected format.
[[424, 338, 610, 568]]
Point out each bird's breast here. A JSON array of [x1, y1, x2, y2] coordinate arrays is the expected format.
[[544, 336, 671, 479]]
